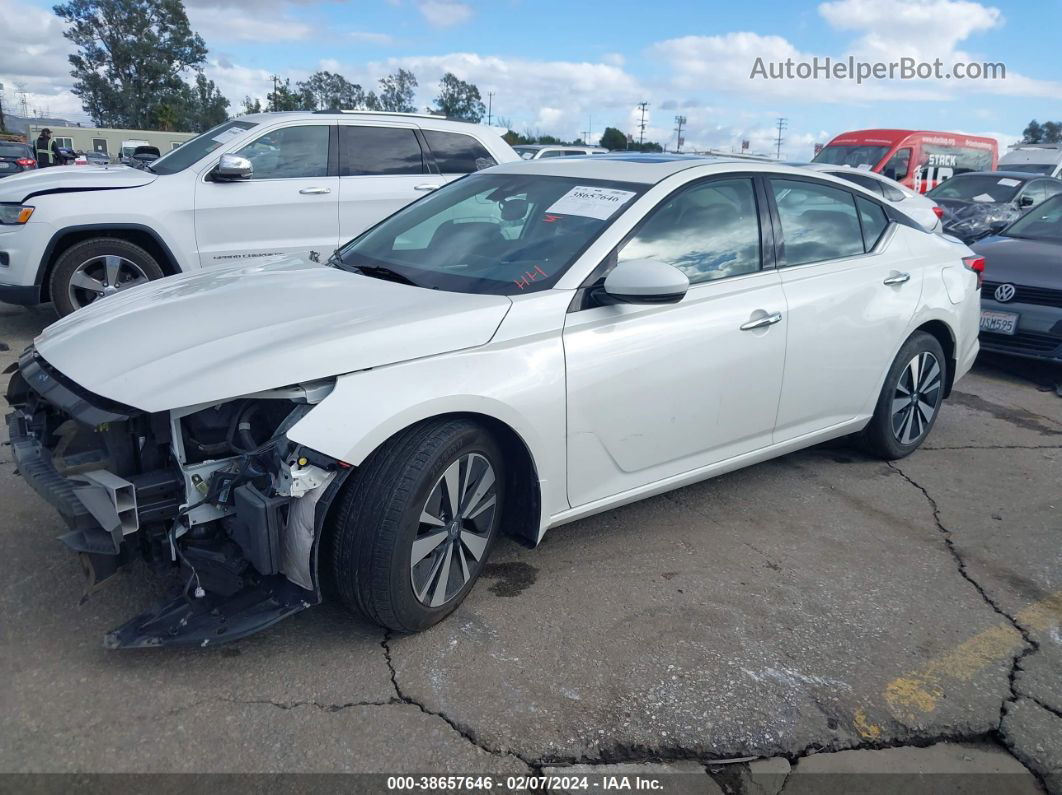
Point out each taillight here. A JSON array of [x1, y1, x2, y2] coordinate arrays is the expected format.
[[16, 158, 36, 168], [932, 205, 944, 219], [963, 255, 985, 288]]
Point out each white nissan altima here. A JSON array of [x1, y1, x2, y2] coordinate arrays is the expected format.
[[5, 155, 982, 646]]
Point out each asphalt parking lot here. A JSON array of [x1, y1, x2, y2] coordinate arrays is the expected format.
[[1, 301, 1060, 792]]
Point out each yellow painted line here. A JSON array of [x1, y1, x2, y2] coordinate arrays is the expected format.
[[883, 590, 1062, 722]]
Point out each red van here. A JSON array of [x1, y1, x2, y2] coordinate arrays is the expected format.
[[812, 129, 998, 193]]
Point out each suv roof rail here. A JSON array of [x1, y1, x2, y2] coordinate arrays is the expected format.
[[312, 109, 452, 120]]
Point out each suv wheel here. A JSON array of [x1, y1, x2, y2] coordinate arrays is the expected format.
[[50, 237, 164, 316], [328, 419, 504, 633], [858, 331, 947, 460]]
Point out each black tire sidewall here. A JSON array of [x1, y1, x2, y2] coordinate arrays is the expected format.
[[374, 423, 505, 632], [867, 331, 947, 459], [50, 238, 164, 316]]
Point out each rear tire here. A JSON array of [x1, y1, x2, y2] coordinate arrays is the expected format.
[[858, 331, 947, 460], [328, 419, 505, 632], [50, 237, 164, 317]]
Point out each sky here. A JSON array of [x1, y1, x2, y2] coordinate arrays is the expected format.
[[1, 0, 1059, 158]]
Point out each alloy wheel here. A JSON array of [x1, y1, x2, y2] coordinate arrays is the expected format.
[[67, 255, 150, 309], [891, 351, 942, 445], [410, 452, 498, 607]]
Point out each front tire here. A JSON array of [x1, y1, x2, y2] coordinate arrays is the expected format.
[[859, 331, 947, 460], [329, 419, 505, 632], [50, 237, 164, 317]]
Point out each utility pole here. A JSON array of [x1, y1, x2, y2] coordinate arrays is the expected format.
[[17, 86, 29, 118], [637, 101, 649, 149], [0, 83, 6, 134], [775, 117, 787, 159], [673, 115, 686, 153], [581, 113, 593, 145], [270, 75, 280, 111], [486, 92, 494, 125]]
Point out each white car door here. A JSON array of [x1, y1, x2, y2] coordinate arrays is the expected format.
[[337, 123, 442, 243], [194, 122, 339, 267], [563, 177, 787, 507], [768, 176, 923, 442]]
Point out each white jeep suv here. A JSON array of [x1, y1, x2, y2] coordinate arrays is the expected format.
[[0, 111, 518, 315]]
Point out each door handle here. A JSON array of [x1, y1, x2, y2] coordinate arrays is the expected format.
[[299, 187, 331, 195], [740, 311, 782, 331], [413, 184, 440, 192], [883, 272, 911, 285]]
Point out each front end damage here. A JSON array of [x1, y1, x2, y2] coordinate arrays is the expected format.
[[4, 347, 350, 648]]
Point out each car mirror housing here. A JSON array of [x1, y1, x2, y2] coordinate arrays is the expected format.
[[1018, 195, 1034, 208], [603, 258, 689, 304], [214, 153, 253, 181]]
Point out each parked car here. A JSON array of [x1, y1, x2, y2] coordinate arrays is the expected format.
[[998, 143, 1062, 178], [926, 171, 1062, 243], [812, 129, 998, 193], [800, 162, 943, 231], [5, 155, 980, 647], [0, 142, 36, 178], [513, 144, 609, 159], [73, 151, 112, 166], [973, 193, 1062, 361], [0, 111, 518, 316]]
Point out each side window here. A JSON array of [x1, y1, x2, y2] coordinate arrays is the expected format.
[[1023, 181, 1048, 205], [1041, 180, 1062, 200], [234, 125, 329, 179], [422, 130, 496, 174], [855, 196, 889, 251], [339, 126, 424, 176], [618, 178, 762, 285], [881, 148, 911, 181], [771, 178, 866, 266]]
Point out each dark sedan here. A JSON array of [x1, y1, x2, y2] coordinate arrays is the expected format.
[[973, 193, 1062, 361], [928, 171, 1062, 243], [0, 141, 37, 178]]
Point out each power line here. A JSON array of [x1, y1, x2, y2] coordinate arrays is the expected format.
[[775, 116, 787, 159], [637, 101, 649, 148], [673, 115, 686, 153]]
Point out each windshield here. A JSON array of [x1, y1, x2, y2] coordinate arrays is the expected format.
[[998, 163, 1054, 174], [812, 145, 890, 169], [150, 120, 257, 175], [1003, 194, 1062, 241], [927, 174, 1024, 203], [337, 173, 646, 295]]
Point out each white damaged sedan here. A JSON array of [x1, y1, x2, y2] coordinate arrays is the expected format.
[[5, 155, 982, 646]]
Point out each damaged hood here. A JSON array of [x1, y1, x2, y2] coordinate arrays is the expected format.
[[937, 198, 1022, 243], [0, 165, 156, 203], [34, 260, 512, 412]]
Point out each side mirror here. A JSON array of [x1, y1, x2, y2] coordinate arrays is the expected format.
[[1018, 194, 1034, 208], [603, 258, 689, 304], [213, 153, 253, 181]]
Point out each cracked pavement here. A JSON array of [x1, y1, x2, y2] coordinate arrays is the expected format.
[[1, 303, 1060, 790]]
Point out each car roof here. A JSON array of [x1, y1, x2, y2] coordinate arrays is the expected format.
[[516, 144, 606, 150], [949, 171, 1036, 180], [235, 110, 498, 135], [487, 154, 845, 185]]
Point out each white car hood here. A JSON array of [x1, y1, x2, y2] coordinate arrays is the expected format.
[[0, 165, 155, 203], [34, 260, 512, 412]]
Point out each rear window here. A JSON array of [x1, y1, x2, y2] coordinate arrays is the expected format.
[[423, 130, 496, 174]]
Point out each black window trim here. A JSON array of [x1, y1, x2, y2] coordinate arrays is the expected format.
[[569, 171, 777, 311], [764, 173, 916, 270]]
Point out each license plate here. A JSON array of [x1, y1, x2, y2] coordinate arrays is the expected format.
[[980, 310, 1019, 335], [0, 163, 11, 169]]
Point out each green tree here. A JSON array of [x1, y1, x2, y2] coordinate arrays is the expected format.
[[1022, 120, 1043, 143], [267, 78, 305, 112], [376, 68, 418, 113], [536, 134, 560, 145], [54, 0, 210, 129], [242, 96, 263, 114], [599, 126, 627, 151], [1043, 121, 1062, 144], [433, 72, 485, 122], [297, 71, 365, 111]]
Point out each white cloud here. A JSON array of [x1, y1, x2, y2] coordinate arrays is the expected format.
[[417, 1, 472, 28], [187, 7, 313, 42], [349, 31, 395, 45]]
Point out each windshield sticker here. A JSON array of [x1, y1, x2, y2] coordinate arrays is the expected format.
[[997, 178, 1021, 187], [211, 127, 244, 144], [546, 186, 636, 220], [513, 265, 549, 290], [542, 213, 561, 223], [972, 193, 996, 203]]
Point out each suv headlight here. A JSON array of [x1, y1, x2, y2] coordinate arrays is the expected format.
[[0, 205, 34, 225]]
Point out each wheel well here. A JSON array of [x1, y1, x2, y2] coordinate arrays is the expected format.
[[914, 320, 956, 397], [39, 228, 180, 302]]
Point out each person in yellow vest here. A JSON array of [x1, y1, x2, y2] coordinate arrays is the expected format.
[[35, 128, 60, 168]]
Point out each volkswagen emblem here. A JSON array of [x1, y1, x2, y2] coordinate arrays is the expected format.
[[994, 283, 1016, 303]]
